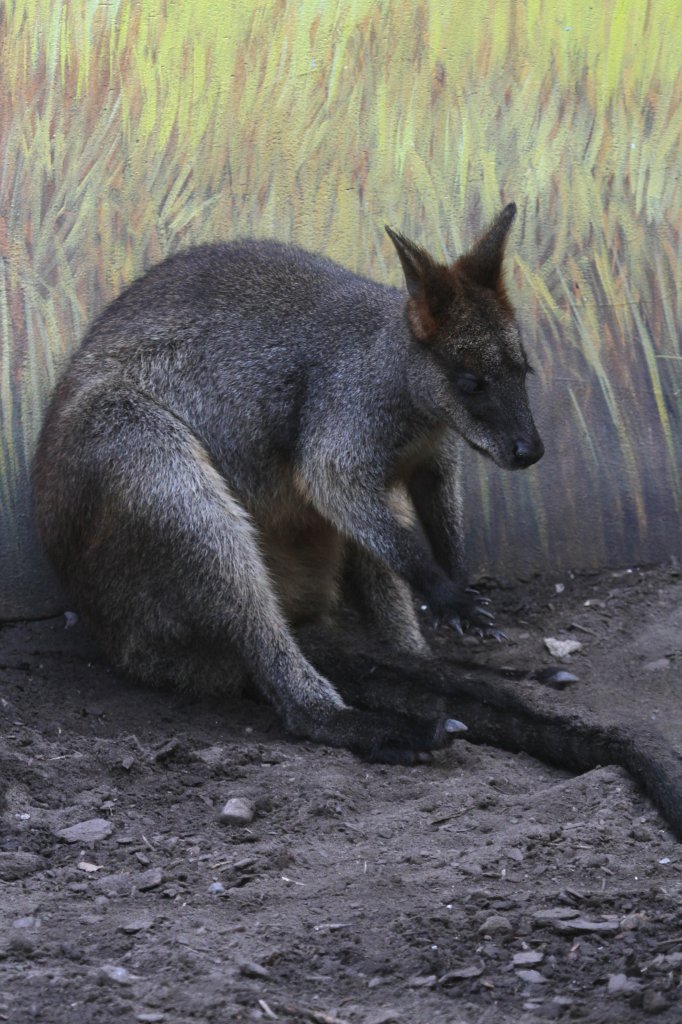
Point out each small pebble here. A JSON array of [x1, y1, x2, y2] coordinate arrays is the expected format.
[[642, 990, 670, 1014], [406, 974, 437, 989], [517, 969, 546, 984], [238, 960, 270, 979], [544, 638, 583, 658], [607, 973, 641, 995], [479, 914, 512, 936], [208, 882, 225, 894], [56, 818, 114, 844], [219, 797, 255, 825], [513, 950, 544, 966], [643, 658, 670, 673], [99, 964, 137, 986], [13, 916, 39, 930], [137, 868, 163, 891]]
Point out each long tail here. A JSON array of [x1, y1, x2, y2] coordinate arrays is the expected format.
[[299, 624, 682, 840]]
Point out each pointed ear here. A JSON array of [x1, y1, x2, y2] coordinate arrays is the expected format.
[[385, 226, 453, 342], [455, 202, 517, 290]]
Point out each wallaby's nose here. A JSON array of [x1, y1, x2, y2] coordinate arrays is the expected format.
[[512, 437, 544, 468]]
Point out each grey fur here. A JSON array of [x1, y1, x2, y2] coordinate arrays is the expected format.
[[33, 207, 543, 761]]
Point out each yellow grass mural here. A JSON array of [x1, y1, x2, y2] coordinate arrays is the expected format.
[[2, 0, 682, 612]]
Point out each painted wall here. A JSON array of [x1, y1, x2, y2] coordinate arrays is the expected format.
[[2, 0, 682, 617]]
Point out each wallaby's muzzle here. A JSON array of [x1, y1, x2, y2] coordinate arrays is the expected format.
[[511, 434, 544, 469]]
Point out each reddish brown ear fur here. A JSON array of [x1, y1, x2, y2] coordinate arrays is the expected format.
[[385, 226, 455, 343], [387, 203, 517, 342], [454, 202, 517, 293]]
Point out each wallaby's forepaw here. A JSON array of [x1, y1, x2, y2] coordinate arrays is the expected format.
[[429, 582, 499, 637]]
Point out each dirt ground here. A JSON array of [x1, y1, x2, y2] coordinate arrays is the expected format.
[[2, 564, 682, 1024]]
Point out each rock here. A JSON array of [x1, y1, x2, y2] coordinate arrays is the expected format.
[[56, 818, 114, 844], [194, 744, 226, 767], [137, 868, 163, 891], [0, 852, 45, 880], [208, 882, 225, 894], [219, 797, 255, 825], [642, 990, 670, 1014], [552, 917, 620, 935], [479, 914, 513, 936], [544, 637, 583, 658], [513, 950, 544, 966], [439, 964, 484, 983], [532, 907, 580, 923], [98, 964, 137, 986], [406, 974, 437, 988], [238, 960, 270, 979], [120, 918, 153, 934], [643, 658, 670, 672], [365, 1012, 400, 1024], [619, 912, 645, 931], [94, 873, 134, 896], [461, 635, 481, 647], [13, 916, 39, 929], [607, 973, 641, 995], [517, 969, 546, 984]]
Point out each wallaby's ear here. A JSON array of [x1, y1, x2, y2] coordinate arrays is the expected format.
[[385, 226, 453, 343], [455, 202, 517, 291]]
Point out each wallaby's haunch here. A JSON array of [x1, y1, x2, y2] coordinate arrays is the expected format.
[[33, 205, 682, 838]]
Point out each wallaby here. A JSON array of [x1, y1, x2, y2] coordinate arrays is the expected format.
[[33, 203, 682, 837]]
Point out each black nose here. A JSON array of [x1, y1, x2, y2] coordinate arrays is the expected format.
[[512, 438, 544, 468]]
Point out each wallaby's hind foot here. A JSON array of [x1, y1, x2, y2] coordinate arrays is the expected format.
[[286, 703, 463, 765]]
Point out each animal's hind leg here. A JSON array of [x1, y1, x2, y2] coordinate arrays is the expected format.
[[65, 388, 457, 762]]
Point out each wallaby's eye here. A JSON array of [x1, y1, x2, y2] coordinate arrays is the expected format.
[[457, 372, 487, 396]]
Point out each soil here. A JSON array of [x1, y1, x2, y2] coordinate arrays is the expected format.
[[2, 563, 682, 1024]]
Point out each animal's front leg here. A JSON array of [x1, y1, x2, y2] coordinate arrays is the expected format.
[[408, 449, 502, 638]]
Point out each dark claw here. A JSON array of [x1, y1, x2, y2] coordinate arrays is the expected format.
[[486, 628, 508, 643], [445, 718, 468, 734], [447, 616, 464, 636], [474, 607, 496, 623], [431, 612, 442, 631]]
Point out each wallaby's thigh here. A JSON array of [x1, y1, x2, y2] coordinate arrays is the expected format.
[[36, 385, 312, 695]]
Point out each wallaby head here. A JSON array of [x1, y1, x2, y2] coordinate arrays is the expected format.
[[386, 203, 543, 471]]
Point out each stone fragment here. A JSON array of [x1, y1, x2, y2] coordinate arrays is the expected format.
[[544, 638, 583, 658], [439, 964, 484, 983], [56, 818, 114, 844], [137, 867, 163, 891], [643, 658, 670, 672], [479, 914, 513, 936], [99, 964, 137, 986], [517, 969, 546, 984], [219, 797, 255, 825], [513, 950, 544, 966], [607, 973, 641, 995]]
